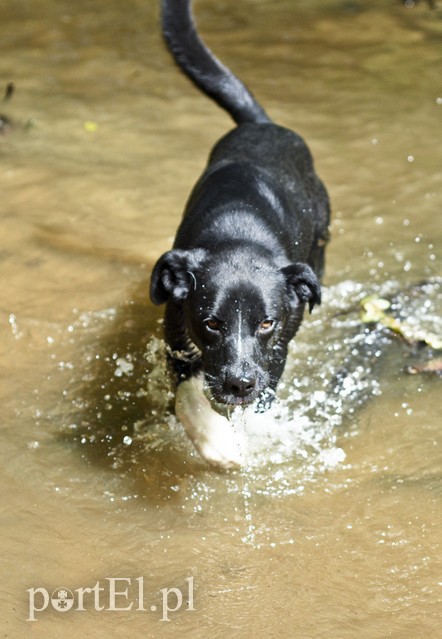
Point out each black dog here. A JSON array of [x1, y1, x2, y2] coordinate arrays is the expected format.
[[150, 0, 330, 467]]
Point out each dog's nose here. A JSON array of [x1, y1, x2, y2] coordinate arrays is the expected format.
[[226, 375, 256, 398]]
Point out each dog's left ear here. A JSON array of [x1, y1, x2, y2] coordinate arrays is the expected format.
[[150, 248, 206, 305], [281, 262, 321, 312]]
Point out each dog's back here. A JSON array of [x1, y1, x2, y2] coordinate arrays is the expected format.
[[160, 0, 329, 274], [182, 123, 329, 271]]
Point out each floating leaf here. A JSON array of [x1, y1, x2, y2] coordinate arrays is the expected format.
[[406, 358, 442, 376], [360, 295, 442, 349], [360, 295, 391, 323], [83, 121, 98, 132]]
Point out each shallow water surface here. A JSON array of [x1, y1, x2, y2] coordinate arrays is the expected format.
[[1, 0, 441, 637]]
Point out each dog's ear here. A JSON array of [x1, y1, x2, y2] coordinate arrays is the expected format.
[[150, 249, 206, 305], [281, 262, 321, 312]]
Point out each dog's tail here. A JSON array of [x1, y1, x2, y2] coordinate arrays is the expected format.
[[161, 0, 271, 125]]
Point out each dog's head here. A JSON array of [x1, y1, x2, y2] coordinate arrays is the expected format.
[[150, 247, 320, 406]]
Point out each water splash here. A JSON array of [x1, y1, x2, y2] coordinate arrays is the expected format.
[[52, 278, 440, 540]]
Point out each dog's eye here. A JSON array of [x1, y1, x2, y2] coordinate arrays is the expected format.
[[258, 319, 274, 333], [205, 318, 222, 332]]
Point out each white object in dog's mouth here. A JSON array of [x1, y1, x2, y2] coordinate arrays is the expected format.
[[175, 373, 247, 469]]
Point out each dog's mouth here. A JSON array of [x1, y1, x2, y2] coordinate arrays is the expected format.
[[203, 378, 264, 410], [214, 393, 256, 407]]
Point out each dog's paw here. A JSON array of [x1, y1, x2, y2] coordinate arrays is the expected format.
[[175, 375, 246, 469]]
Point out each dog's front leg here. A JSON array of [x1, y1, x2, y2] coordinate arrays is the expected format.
[[175, 373, 246, 469]]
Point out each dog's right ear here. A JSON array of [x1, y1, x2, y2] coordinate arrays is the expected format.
[[150, 249, 206, 305]]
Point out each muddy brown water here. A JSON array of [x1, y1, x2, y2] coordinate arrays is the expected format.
[[1, 0, 441, 637]]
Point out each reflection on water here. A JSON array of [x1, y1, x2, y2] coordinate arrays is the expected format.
[[1, 0, 441, 636]]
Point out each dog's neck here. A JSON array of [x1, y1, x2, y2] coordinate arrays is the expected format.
[[163, 301, 202, 379]]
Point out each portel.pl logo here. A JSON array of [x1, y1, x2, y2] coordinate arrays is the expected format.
[[27, 576, 195, 622]]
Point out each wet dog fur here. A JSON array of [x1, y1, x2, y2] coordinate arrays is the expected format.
[[150, 0, 330, 467]]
